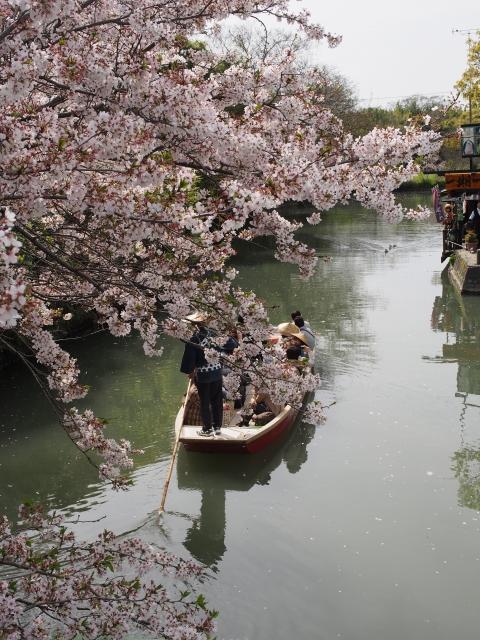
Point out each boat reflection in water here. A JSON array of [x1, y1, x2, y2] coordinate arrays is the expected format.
[[430, 270, 480, 510], [177, 419, 316, 568]]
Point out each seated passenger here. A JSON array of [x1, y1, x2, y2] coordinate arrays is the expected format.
[[282, 334, 305, 354], [285, 345, 310, 371], [241, 391, 277, 426], [286, 345, 302, 360], [277, 321, 311, 358], [293, 316, 315, 349]]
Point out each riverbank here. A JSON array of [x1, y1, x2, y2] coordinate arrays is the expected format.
[[397, 172, 444, 191], [448, 249, 480, 294]]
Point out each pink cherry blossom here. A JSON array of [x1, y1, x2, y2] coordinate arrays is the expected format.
[[0, 1, 441, 636]]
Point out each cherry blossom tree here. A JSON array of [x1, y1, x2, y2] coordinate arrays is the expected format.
[[0, 0, 441, 637], [0, 504, 217, 639]]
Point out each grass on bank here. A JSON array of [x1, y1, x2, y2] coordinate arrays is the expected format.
[[399, 172, 445, 191]]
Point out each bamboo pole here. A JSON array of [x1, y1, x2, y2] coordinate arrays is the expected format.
[[158, 379, 192, 515]]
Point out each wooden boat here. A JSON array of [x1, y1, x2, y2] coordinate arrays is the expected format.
[[174, 355, 314, 454]]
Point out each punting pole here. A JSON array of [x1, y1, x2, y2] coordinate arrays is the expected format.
[[158, 379, 192, 515]]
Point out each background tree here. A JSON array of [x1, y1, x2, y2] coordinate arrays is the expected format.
[[346, 94, 466, 171], [456, 30, 480, 122], [212, 23, 357, 120], [346, 95, 450, 136]]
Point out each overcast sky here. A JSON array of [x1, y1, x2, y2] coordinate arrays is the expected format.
[[294, 0, 479, 106]]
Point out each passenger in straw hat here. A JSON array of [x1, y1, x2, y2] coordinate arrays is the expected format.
[[181, 311, 223, 437], [276, 321, 310, 356], [277, 321, 300, 337]]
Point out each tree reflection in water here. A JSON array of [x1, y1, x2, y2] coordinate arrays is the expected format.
[[430, 270, 480, 509]]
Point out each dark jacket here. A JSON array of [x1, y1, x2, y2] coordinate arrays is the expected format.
[[180, 326, 224, 383]]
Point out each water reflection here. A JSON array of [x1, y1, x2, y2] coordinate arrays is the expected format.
[[430, 270, 480, 509], [183, 487, 226, 569], [177, 418, 316, 569], [430, 270, 480, 396], [234, 206, 388, 390], [0, 332, 185, 520]]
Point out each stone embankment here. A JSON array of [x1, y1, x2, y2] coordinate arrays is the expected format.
[[449, 250, 480, 295]]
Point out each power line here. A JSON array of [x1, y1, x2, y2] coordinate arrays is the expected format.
[[452, 27, 480, 34]]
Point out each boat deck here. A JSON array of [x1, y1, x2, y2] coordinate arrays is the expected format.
[[178, 404, 296, 453], [181, 423, 261, 441]]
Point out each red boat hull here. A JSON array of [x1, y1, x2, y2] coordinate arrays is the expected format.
[[181, 409, 297, 453]]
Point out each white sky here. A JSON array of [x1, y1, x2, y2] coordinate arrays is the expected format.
[[293, 0, 479, 106]]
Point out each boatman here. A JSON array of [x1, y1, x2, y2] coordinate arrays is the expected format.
[[180, 312, 223, 437]]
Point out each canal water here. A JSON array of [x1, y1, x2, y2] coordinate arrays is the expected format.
[[2, 194, 480, 640]]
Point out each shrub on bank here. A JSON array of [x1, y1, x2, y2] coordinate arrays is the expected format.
[[398, 173, 444, 191]]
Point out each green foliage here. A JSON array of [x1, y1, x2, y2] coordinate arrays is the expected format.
[[145, 174, 201, 206], [207, 59, 231, 78], [344, 94, 468, 173], [185, 39, 206, 51], [223, 292, 238, 306], [345, 95, 455, 137], [455, 31, 480, 121], [343, 106, 392, 136], [150, 150, 173, 165], [400, 172, 444, 191]]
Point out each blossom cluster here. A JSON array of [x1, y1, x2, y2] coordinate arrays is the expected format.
[[0, 505, 214, 639], [0, 207, 25, 328]]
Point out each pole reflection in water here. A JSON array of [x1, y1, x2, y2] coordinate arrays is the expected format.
[[177, 419, 316, 569]]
